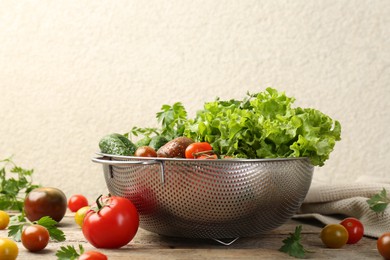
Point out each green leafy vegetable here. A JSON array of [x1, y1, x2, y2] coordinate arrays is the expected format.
[[184, 88, 341, 166], [7, 214, 27, 241], [126, 126, 159, 140], [122, 88, 341, 166], [157, 102, 188, 140], [0, 156, 40, 211], [8, 214, 65, 242], [99, 133, 137, 155], [367, 188, 390, 213], [56, 244, 84, 260], [37, 216, 66, 241], [279, 225, 308, 258]]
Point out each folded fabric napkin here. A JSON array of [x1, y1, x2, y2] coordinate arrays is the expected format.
[[294, 176, 390, 238]]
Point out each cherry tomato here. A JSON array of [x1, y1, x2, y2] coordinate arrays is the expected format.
[[185, 142, 213, 159], [24, 187, 67, 222], [0, 238, 18, 260], [75, 206, 91, 227], [0, 210, 10, 230], [134, 146, 157, 157], [320, 224, 349, 248], [377, 232, 390, 259], [79, 251, 108, 260], [340, 217, 364, 244], [82, 195, 139, 248], [68, 194, 89, 212], [21, 224, 50, 252]]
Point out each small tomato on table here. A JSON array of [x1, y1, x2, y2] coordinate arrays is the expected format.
[[377, 232, 390, 260], [320, 224, 349, 249], [339, 217, 364, 244], [0, 238, 18, 260], [68, 194, 89, 212], [24, 187, 67, 222], [79, 250, 108, 260], [21, 224, 50, 252], [82, 195, 139, 249], [0, 210, 10, 230]]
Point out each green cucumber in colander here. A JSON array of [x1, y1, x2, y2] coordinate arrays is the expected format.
[[135, 136, 152, 148], [99, 133, 137, 155], [149, 135, 169, 151]]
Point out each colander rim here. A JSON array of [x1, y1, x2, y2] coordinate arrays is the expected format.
[[96, 152, 312, 164]]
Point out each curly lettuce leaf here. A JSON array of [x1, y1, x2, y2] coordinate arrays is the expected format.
[[184, 88, 341, 166]]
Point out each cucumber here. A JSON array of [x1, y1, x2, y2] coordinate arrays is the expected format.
[[99, 133, 137, 155], [149, 135, 169, 150], [135, 136, 151, 148]]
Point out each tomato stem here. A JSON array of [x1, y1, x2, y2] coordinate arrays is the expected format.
[[95, 195, 103, 210], [193, 150, 216, 158]]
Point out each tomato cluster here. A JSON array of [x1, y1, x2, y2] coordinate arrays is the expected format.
[[320, 217, 364, 249]]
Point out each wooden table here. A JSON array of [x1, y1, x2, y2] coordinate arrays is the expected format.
[[0, 213, 382, 259]]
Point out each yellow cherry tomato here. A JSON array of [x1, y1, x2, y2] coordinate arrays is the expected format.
[[320, 224, 349, 248], [0, 238, 18, 260], [0, 210, 10, 230], [75, 206, 90, 227]]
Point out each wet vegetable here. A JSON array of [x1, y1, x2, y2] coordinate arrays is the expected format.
[[99, 133, 137, 156], [157, 137, 194, 158]]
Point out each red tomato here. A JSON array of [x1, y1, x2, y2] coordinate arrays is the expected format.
[[340, 217, 364, 244], [68, 194, 89, 212], [21, 224, 50, 252], [377, 232, 390, 259], [185, 142, 213, 159], [79, 251, 108, 260], [24, 187, 67, 222], [82, 195, 139, 249]]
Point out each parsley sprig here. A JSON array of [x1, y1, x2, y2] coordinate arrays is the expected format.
[[279, 225, 311, 259], [367, 188, 390, 213], [125, 102, 188, 142], [56, 244, 85, 260], [8, 213, 65, 242], [0, 156, 40, 211]]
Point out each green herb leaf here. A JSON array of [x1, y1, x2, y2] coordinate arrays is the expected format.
[[156, 102, 188, 140], [7, 223, 24, 242], [0, 156, 40, 211], [7, 213, 27, 241], [8, 215, 66, 242], [56, 244, 84, 260], [36, 216, 66, 241], [279, 225, 307, 259], [367, 188, 390, 213]]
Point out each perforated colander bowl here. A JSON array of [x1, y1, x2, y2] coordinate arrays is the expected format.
[[92, 154, 313, 240]]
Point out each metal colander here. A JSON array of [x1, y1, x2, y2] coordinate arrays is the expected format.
[[92, 154, 313, 240]]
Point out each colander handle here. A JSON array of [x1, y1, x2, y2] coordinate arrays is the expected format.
[[91, 156, 166, 184]]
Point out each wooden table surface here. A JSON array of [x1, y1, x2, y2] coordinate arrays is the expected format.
[[0, 212, 382, 259]]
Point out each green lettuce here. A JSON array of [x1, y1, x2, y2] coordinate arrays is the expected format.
[[183, 88, 341, 166]]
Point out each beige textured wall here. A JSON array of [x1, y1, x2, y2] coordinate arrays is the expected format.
[[0, 1, 389, 199]]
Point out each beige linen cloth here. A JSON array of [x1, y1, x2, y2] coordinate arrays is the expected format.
[[294, 176, 390, 238]]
